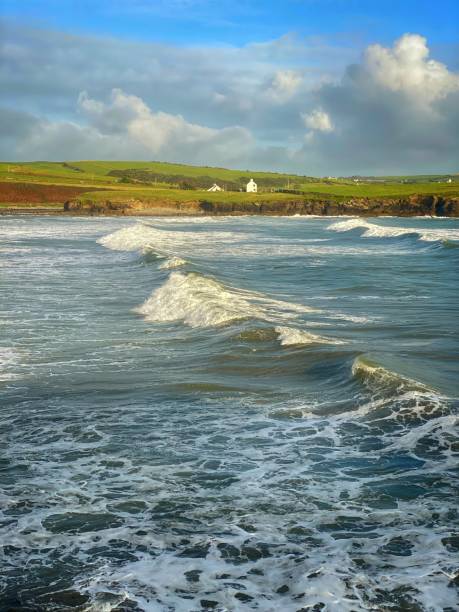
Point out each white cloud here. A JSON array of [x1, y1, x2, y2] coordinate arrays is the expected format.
[[265, 70, 302, 103], [291, 33, 459, 174], [13, 89, 254, 166], [302, 108, 334, 132], [1, 24, 459, 175], [364, 33, 459, 104]]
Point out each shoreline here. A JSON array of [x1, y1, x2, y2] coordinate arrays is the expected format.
[[1, 193, 459, 218], [0, 209, 456, 218]]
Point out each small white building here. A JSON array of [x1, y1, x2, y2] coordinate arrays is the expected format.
[[446, 178, 452, 183], [207, 183, 223, 192], [246, 178, 257, 193]]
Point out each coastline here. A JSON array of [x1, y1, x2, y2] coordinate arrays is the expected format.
[[1, 193, 459, 217]]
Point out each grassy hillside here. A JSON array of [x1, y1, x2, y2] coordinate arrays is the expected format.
[[0, 161, 458, 209]]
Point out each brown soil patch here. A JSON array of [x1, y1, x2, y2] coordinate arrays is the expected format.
[[0, 182, 96, 203]]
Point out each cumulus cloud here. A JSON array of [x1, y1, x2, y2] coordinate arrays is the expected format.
[[0, 22, 351, 130], [1, 23, 458, 175], [364, 34, 459, 104], [264, 70, 302, 103], [295, 33, 459, 174], [302, 108, 334, 132], [6, 89, 254, 166]]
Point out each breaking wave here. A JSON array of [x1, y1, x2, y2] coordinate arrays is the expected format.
[[158, 256, 187, 270], [352, 355, 432, 393], [98, 222, 248, 253], [328, 218, 459, 242], [275, 326, 345, 346], [350, 355, 449, 421], [135, 272, 316, 328]]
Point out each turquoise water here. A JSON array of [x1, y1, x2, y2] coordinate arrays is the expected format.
[[1, 215, 458, 611]]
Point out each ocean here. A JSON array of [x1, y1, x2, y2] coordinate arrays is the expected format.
[[1, 215, 458, 611]]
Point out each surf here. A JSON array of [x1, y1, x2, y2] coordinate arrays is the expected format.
[[98, 222, 249, 253], [349, 355, 450, 421], [134, 271, 318, 328], [275, 326, 346, 346], [328, 218, 459, 242]]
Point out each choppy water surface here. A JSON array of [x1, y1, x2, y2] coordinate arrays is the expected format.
[[1, 215, 458, 612]]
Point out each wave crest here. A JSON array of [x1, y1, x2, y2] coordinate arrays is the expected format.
[[135, 272, 317, 328], [159, 256, 187, 270], [98, 222, 247, 253], [275, 326, 345, 346], [351, 356, 430, 393], [347, 356, 451, 422], [328, 219, 459, 242]]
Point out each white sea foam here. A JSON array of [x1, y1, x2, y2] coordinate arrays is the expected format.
[[98, 222, 409, 259], [158, 256, 187, 270], [98, 222, 248, 254], [328, 218, 459, 242], [135, 272, 317, 328], [136, 270, 370, 330], [351, 355, 431, 393], [275, 326, 345, 346], [0, 347, 20, 381], [348, 356, 448, 421]]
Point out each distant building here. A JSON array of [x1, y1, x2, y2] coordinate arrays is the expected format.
[[246, 178, 257, 193], [207, 183, 223, 192], [447, 178, 452, 183]]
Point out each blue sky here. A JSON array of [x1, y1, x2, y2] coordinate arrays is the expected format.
[[3, 0, 459, 50], [1, 0, 459, 173]]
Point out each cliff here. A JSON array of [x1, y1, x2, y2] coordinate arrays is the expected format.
[[63, 194, 459, 217]]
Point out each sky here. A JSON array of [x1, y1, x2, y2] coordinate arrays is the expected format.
[[1, 0, 459, 175]]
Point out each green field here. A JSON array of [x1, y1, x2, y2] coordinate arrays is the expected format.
[[0, 161, 458, 206]]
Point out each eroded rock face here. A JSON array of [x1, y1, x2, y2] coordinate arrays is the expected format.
[[64, 199, 142, 214], [63, 195, 459, 217]]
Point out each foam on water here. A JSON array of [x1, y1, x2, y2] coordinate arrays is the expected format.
[[0, 347, 19, 381], [2, 215, 458, 612], [134, 265, 371, 332], [352, 355, 431, 393], [135, 272, 316, 328], [275, 326, 345, 346], [98, 222, 413, 259], [158, 256, 187, 270], [2, 391, 455, 611], [98, 222, 248, 254], [328, 218, 459, 242], [349, 355, 451, 423]]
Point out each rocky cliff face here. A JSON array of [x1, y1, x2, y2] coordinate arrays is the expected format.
[[64, 194, 459, 217]]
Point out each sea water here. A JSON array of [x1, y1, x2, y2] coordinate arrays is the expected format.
[[0, 215, 458, 611]]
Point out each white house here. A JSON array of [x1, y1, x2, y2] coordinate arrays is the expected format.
[[207, 183, 223, 192], [246, 178, 257, 193]]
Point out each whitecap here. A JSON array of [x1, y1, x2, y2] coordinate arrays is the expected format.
[[275, 326, 345, 346], [135, 272, 317, 329], [351, 355, 431, 393], [328, 218, 459, 242], [98, 222, 249, 253], [0, 347, 20, 381], [158, 256, 187, 270]]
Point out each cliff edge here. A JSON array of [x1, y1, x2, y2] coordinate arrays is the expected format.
[[63, 194, 459, 217]]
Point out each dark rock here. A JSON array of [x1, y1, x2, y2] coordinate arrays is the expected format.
[[63, 193, 459, 217]]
